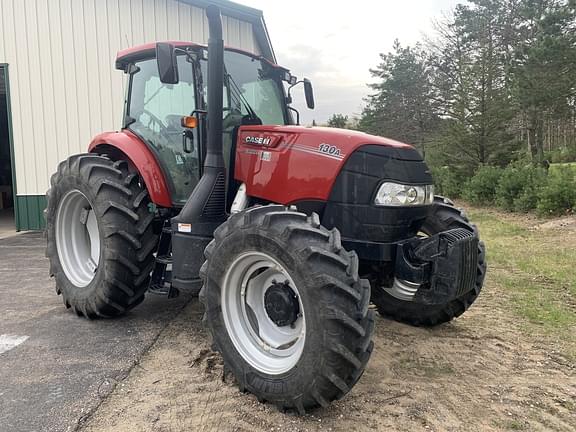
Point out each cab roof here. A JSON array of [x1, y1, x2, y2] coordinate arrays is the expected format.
[[115, 41, 288, 72]]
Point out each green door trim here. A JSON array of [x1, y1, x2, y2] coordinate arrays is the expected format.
[[15, 195, 46, 231], [0, 64, 19, 231]]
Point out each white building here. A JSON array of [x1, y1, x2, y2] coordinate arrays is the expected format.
[[0, 0, 274, 230]]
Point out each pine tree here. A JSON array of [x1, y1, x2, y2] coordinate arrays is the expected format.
[[327, 114, 349, 129], [359, 40, 438, 154], [512, 0, 576, 163]]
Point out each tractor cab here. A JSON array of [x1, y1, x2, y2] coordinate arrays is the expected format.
[[116, 42, 304, 206]]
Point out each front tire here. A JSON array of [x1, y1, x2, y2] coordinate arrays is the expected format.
[[200, 205, 374, 413], [45, 154, 158, 318], [371, 197, 487, 326]]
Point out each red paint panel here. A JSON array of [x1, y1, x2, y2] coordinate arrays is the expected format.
[[235, 125, 413, 204], [88, 131, 172, 207]]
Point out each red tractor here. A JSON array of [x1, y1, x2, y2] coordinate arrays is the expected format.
[[45, 6, 486, 413]]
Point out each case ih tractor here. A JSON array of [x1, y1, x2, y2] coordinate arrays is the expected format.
[[45, 6, 486, 413]]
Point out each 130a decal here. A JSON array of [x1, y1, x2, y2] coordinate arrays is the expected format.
[[318, 143, 341, 157]]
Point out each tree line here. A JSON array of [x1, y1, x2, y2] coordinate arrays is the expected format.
[[329, 0, 576, 175]]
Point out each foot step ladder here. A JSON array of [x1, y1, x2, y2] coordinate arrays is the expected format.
[[149, 222, 180, 298]]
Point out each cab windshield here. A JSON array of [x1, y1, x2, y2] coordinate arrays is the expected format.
[[202, 50, 288, 125]]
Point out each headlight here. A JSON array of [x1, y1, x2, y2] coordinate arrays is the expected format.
[[374, 183, 434, 206]]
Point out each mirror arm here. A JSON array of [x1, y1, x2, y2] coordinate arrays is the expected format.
[[287, 79, 315, 110], [173, 47, 196, 63], [286, 81, 304, 125], [287, 80, 303, 98], [288, 106, 300, 126]]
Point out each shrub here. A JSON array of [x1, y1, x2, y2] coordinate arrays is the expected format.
[[462, 166, 503, 205], [536, 167, 576, 216], [431, 167, 465, 198], [546, 147, 576, 164], [495, 164, 546, 212]]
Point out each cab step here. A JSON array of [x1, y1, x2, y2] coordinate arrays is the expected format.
[[149, 222, 179, 298]]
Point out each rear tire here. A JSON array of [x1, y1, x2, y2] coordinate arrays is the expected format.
[[371, 197, 487, 326], [200, 205, 374, 413], [45, 154, 158, 318]]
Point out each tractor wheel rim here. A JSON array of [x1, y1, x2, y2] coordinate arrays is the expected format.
[[222, 251, 306, 375], [382, 229, 429, 301], [55, 190, 100, 288]]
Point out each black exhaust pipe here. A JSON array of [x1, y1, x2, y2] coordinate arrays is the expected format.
[[171, 5, 227, 291], [204, 5, 225, 174]]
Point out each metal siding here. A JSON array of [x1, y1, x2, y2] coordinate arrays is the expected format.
[[0, 0, 28, 197], [0, 0, 259, 199]]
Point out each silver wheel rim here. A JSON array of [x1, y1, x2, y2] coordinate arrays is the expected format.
[[55, 190, 100, 288], [383, 278, 421, 301], [222, 251, 306, 375], [382, 229, 428, 301]]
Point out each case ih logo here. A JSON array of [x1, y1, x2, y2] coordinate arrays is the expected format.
[[245, 136, 272, 146]]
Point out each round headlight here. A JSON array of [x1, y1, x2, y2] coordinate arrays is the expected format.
[[406, 187, 418, 203]]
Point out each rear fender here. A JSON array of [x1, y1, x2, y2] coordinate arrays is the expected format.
[[88, 130, 172, 207]]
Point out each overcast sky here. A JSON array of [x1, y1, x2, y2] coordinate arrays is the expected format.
[[238, 0, 461, 124]]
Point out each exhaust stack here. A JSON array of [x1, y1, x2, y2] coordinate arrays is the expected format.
[[170, 6, 227, 291], [204, 5, 225, 173]]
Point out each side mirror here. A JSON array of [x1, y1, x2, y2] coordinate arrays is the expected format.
[[304, 79, 315, 109], [156, 43, 179, 84]]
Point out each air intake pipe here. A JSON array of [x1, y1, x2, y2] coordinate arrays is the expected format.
[[171, 5, 227, 291]]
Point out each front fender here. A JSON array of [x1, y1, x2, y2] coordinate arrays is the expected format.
[[89, 130, 172, 207]]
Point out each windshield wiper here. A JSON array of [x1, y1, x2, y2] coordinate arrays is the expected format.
[[225, 72, 260, 122]]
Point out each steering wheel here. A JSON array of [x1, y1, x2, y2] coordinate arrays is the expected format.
[[142, 109, 169, 135]]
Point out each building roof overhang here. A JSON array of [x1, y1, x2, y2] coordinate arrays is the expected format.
[[176, 0, 276, 62]]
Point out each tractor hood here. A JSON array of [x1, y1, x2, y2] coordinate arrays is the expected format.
[[234, 125, 423, 205]]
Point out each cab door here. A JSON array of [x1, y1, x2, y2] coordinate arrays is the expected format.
[[127, 55, 200, 205]]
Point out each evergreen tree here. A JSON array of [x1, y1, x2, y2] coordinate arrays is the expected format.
[[327, 114, 349, 129], [358, 0, 576, 171], [512, 0, 576, 163], [360, 41, 438, 154]]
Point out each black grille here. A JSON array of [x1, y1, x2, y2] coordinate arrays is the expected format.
[[443, 228, 478, 297], [202, 172, 226, 218]]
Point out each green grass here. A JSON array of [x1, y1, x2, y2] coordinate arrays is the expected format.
[[468, 208, 576, 355], [550, 162, 576, 174]]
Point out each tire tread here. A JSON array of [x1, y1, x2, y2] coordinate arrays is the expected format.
[[199, 205, 374, 413], [45, 153, 158, 319]]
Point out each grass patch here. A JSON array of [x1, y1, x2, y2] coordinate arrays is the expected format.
[[468, 209, 576, 297], [467, 207, 576, 355], [550, 162, 576, 173], [499, 273, 576, 330]]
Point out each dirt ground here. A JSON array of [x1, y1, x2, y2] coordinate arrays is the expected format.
[[80, 211, 576, 432]]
